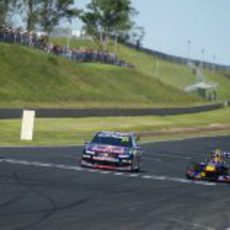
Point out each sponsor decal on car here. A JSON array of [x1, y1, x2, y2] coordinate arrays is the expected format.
[[90, 145, 125, 155], [93, 156, 119, 162]]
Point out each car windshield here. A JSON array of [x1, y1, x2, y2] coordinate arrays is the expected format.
[[91, 135, 132, 147]]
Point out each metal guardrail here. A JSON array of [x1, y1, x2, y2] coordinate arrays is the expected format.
[[0, 103, 225, 119], [125, 43, 230, 71]]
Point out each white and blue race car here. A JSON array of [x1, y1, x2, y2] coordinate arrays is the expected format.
[[81, 131, 141, 172]]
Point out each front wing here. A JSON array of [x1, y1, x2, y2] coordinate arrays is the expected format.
[[186, 169, 230, 183]]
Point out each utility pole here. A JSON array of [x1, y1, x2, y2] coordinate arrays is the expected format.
[[187, 40, 191, 64], [212, 54, 216, 72], [201, 48, 205, 69]]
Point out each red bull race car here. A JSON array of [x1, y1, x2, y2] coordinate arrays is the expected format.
[[186, 150, 230, 183], [80, 131, 141, 171]]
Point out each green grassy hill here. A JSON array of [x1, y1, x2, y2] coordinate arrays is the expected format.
[[53, 38, 230, 101], [0, 41, 218, 108], [115, 43, 230, 99]]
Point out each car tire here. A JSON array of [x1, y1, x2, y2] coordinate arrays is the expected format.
[[131, 157, 140, 172]]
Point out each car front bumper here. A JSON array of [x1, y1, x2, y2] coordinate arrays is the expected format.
[[81, 157, 133, 171]]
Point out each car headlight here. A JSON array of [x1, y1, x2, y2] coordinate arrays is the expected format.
[[118, 154, 130, 159], [85, 150, 95, 155]]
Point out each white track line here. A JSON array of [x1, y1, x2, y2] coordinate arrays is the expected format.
[[129, 173, 139, 177], [99, 170, 111, 174], [114, 172, 124, 176], [0, 158, 216, 187], [169, 218, 215, 230]]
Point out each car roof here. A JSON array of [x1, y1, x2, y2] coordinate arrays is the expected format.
[[96, 131, 134, 138]]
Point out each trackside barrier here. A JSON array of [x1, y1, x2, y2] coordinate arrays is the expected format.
[[0, 103, 226, 119]]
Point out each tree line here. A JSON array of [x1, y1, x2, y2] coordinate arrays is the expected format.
[[0, 0, 144, 48]]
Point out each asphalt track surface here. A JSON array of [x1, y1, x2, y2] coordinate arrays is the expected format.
[[0, 136, 230, 230]]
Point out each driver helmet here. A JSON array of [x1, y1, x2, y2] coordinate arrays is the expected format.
[[213, 149, 222, 157], [212, 149, 223, 163]]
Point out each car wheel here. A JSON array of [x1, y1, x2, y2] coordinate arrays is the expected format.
[[131, 157, 140, 172]]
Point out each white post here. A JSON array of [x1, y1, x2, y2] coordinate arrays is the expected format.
[[20, 110, 35, 141]]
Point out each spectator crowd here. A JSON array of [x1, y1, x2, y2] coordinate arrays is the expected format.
[[0, 24, 134, 68]]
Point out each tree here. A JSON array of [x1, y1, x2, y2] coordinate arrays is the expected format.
[[0, 0, 13, 25], [39, 0, 78, 36], [81, 0, 136, 48], [24, 0, 41, 31], [17, 0, 42, 31]]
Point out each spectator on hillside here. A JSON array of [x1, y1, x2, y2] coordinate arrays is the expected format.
[[0, 24, 133, 68]]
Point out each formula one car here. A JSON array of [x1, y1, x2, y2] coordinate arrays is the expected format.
[[80, 131, 141, 171], [186, 150, 230, 183]]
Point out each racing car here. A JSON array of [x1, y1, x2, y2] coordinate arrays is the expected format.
[[80, 131, 141, 172], [186, 149, 230, 183]]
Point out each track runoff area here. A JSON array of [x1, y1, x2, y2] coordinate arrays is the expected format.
[[0, 136, 230, 230]]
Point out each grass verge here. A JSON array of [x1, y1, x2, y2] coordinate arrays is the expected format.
[[0, 108, 230, 146]]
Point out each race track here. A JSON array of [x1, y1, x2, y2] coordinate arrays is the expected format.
[[0, 136, 230, 230]]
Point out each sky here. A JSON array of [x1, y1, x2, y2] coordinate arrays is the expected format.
[[71, 0, 230, 66]]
